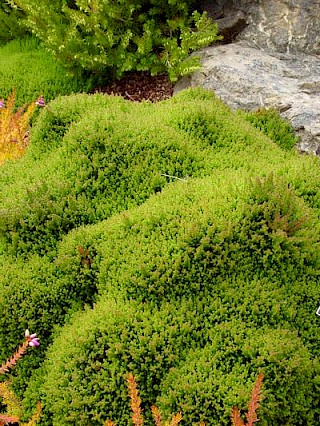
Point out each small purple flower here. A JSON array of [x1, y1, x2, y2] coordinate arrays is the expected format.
[[25, 329, 40, 347], [29, 335, 40, 347], [0, 100, 5, 108], [35, 96, 45, 107]]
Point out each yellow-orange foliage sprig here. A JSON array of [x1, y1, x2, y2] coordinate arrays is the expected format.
[[127, 373, 144, 426], [0, 381, 23, 420], [151, 405, 162, 426], [231, 373, 264, 426], [21, 401, 42, 426], [0, 91, 36, 164], [0, 340, 29, 375]]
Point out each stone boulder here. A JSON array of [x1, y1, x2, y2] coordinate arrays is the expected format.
[[199, 0, 320, 55], [177, 1, 320, 154], [175, 41, 320, 154]]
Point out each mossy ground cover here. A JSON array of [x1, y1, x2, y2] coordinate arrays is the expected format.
[[0, 38, 92, 108], [0, 88, 319, 425]]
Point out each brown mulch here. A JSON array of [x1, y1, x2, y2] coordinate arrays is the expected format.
[[92, 72, 174, 103]]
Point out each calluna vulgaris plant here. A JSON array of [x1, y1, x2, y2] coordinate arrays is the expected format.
[[0, 92, 44, 165], [0, 330, 41, 425], [106, 373, 263, 426], [105, 373, 183, 426], [231, 373, 264, 426]]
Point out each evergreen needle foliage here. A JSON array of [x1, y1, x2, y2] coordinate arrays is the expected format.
[[0, 88, 319, 425]]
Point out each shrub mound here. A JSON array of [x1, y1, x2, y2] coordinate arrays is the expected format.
[[0, 88, 319, 425]]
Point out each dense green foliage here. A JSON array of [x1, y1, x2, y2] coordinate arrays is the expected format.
[[0, 37, 92, 107], [242, 107, 299, 150], [8, 0, 220, 81], [0, 1, 28, 45], [0, 88, 319, 425]]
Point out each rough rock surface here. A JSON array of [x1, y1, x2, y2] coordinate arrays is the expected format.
[[200, 0, 320, 55], [175, 41, 320, 154], [177, 0, 320, 154]]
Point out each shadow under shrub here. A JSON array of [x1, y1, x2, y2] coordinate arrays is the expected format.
[[0, 1, 28, 45]]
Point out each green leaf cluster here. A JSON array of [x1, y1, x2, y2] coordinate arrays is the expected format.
[[241, 107, 299, 151], [0, 1, 28, 45], [8, 1, 220, 81]]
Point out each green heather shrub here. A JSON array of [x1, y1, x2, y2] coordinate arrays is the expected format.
[[157, 325, 319, 425], [18, 176, 320, 424], [0, 1, 28, 45], [25, 297, 204, 425], [0, 88, 319, 424], [0, 250, 98, 379], [96, 174, 320, 304], [0, 95, 212, 256], [24, 298, 320, 425], [9, 1, 220, 81], [241, 107, 299, 151], [0, 38, 92, 107]]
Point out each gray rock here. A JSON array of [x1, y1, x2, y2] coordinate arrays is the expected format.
[[238, 0, 320, 56], [199, 0, 320, 55], [175, 42, 320, 154]]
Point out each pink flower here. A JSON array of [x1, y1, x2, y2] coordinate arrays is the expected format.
[[25, 329, 40, 347], [0, 100, 5, 108], [35, 96, 45, 107], [29, 336, 40, 347]]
